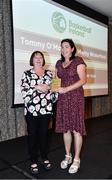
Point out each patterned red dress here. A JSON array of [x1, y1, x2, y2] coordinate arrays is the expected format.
[[55, 56, 86, 135]]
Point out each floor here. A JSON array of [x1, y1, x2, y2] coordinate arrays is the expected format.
[[0, 114, 112, 179]]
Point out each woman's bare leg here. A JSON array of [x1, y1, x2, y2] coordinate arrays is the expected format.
[[63, 130, 72, 156], [73, 131, 82, 160]]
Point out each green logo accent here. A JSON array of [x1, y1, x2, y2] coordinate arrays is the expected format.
[[52, 12, 66, 33]]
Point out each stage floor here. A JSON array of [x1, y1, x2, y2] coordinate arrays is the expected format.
[[0, 114, 112, 179]]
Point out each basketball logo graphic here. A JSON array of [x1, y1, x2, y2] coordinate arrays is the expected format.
[[52, 12, 66, 33]]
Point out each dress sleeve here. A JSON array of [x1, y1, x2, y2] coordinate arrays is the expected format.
[[76, 56, 87, 67], [55, 60, 61, 69], [20, 71, 35, 104], [45, 70, 53, 85]]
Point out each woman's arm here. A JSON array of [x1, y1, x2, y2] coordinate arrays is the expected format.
[[58, 64, 87, 94], [21, 72, 35, 103], [35, 70, 53, 93], [54, 68, 58, 79]]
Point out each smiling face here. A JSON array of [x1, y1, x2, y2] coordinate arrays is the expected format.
[[33, 53, 44, 67], [61, 41, 74, 59]]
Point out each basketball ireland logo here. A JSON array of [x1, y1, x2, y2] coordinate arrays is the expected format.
[[51, 12, 66, 33]]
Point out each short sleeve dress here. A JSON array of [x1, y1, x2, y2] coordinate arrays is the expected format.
[[55, 56, 86, 135]]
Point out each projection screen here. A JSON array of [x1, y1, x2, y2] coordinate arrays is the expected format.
[[12, 0, 108, 105]]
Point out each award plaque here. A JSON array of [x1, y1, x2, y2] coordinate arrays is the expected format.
[[51, 78, 61, 92]]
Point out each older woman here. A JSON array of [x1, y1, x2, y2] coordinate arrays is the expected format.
[[21, 51, 53, 174]]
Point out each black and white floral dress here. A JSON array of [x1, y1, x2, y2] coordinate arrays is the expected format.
[[21, 69, 54, 116]]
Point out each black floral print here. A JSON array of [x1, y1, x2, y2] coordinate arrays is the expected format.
[[21, 69, 53, 116]]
